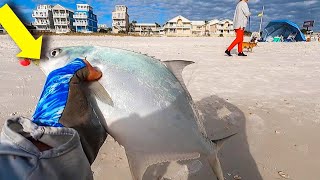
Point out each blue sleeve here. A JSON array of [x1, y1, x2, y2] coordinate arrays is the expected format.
[[32, 58, 87, 127]]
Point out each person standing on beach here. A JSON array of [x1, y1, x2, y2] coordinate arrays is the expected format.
[[225, 0, 251, 56]]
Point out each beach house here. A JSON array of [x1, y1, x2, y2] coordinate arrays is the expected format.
[[52, 4, 75, 33], [191, 21, 206, 36], [208, 19, 235, 36], [163, 15, 192, 36], [133, 23, 161, 35], [112, 5, 129, 33], [32, 5, 54, 32], [73, 4, 98, 33]]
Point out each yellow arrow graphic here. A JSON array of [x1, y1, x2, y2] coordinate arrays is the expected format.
[[0, 4, 42, 59]]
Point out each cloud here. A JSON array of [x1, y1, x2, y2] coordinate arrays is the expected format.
[[9, 0, 320, 31], [93, 0, 319, 31]]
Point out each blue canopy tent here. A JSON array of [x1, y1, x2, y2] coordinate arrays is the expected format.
[[263, 20, 306, 42]]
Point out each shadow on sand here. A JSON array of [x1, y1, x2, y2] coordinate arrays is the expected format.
[[108, 94, 262, 180], [195, 95, 262, 180]]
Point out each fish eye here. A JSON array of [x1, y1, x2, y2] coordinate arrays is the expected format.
[[50, 48, 61, 57]]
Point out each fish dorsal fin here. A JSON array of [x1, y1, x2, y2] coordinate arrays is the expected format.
[[86, 81, 114, 107], [163, 60, 195, 90]]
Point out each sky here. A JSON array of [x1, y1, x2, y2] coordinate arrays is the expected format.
[[1, 0, 319, 31]]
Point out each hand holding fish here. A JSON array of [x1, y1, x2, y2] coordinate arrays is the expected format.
[[0, 58, 106, 180], [32, 58, 107, 164]]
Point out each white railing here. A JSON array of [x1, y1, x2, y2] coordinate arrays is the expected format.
[[55, 21, 68, 25], [165, 24, 191, 28], [112, 23, 126, 27], [53, 14, 68, 18], [73, 14, 88, 19], [74, 22, 88, 26], [32, 13, 48, 18], [112, 16, 125, 20], [33, 21, 48, 25]]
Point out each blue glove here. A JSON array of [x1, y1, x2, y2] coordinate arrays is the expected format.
[[32, 58, 106, 164]]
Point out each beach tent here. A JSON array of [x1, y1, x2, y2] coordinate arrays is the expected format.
[[263, 20, 306, 42]]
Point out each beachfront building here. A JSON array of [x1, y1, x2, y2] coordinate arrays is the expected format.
[[73, 4, 98, 33], [163, 15, 192, 36], [52, 4, 75, 33], [112, 5, 129, 33], [32, 5, 54, 32], [132, 23, 161, 35], [208, 19, 235, 36], [191, 21, 206, 36]]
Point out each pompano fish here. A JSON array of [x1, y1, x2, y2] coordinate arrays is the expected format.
[[38, 46, 231, 180]]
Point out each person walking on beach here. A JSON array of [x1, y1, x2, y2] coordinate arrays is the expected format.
[[225, 0, 251, 56]]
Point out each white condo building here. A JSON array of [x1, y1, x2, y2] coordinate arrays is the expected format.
[[208, 19, 235, 36], [191, 21, 206, 36], [163, 15, 192, 36], [133, 23, 161, 35], [52, 4, 75, 33], [112, 5, 129, 33], [32, 5, 54, 32]]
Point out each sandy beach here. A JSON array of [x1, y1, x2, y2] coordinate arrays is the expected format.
[[0, 35, 319, 180]]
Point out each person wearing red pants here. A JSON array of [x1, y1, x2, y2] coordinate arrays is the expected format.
[[225, 0, 251, 57]]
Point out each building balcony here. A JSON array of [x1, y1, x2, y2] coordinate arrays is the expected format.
[[33, 21, 49, 26], [73, 14, 88, 19], [53, 14, 68, 18], [112, 23, 127, 27], [54, 21, 68, 25], [32, 13, 48, 18], [74, 22, 88, 26], [217, 27, 234, 31], [112, 12, 127, 20], [165, 25, 191, 29], [134, 28, 160, 32], [112, 16, 126, 20]]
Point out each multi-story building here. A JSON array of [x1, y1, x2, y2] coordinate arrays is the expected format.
[[32, 5, 54, 32], [208, 19, 235, 36], [112, 5, 129, 33], [73, 4, 98, 33], [191, 21, 206, 36], [52, 4, 75, 33], [133, 23, 161, 35], [163, 15, 192, 36]]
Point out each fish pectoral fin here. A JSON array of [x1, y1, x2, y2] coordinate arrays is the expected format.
[[163, 60, 195, 91], [87, 81, 114, 107]]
